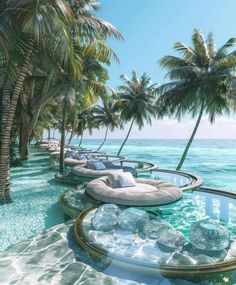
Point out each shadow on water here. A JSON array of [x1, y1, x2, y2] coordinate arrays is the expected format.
[[44, 202, 66, 229], [11, 168, 52, 179]]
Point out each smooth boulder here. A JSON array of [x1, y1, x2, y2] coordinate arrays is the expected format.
[[189, 220, 229, 251], [144, 219, 185, 251]]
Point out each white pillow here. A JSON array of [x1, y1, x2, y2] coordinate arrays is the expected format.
[[107, 169, 124, 188], [93, 161, 106, 170], [118, 172, 136, 188]]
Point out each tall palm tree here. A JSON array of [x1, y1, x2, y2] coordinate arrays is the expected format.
[[92, 96, 122, 151], [56, 0, 122, 175], [117, 71, 157, 156], [0, 0, 74, 203], [157, 29, 236, 170]]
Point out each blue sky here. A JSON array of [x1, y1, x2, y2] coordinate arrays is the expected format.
[[84, 0, 236, 139]]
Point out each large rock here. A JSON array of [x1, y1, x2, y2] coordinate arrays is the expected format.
[[182, 243, 227, 263], [91, 204, 121, 231], [189, 220, 229, 251], [166, 252, 196, 265], [144, 219, 185, 251], [118, 208, 149, 232]]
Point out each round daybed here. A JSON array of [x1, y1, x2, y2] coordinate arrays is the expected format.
[[71, 167, 126, 181], [85, 176, 183, 206], [64, 157, 87, 167]]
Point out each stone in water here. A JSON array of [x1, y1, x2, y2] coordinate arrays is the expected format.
[[118, 208, 149, 232], [144, 218, 185, 250], [91, 204, 121, 231], [189, 220, 229, 251], [166, 252, 196, 265]]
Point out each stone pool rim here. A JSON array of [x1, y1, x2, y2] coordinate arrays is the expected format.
[[73, 186, 236, 278]]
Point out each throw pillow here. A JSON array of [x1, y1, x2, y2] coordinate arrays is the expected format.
[[118, 172, 136, 188]]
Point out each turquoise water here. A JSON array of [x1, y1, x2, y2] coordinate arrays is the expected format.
[[0, 147, 73, 251], [1, 139, 236, 252], [78, 139, 236, 190]]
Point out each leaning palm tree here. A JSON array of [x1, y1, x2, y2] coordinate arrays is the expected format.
[[0, 0, 74, 203], [117, 71, 157, 156], [92, 96, 122, 151], [157, 29, 236, 170]]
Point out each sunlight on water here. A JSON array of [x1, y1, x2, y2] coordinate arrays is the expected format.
[[0, 148, 73, 251]]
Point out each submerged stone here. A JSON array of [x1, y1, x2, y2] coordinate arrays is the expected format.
[[144, 218, 185, 250], [91, 204, 121, 231], [189, 220, 230, 251], [143, 218, 173, 238], [166, 252, 196, 265], [118, 208, 149, 232], [182, 242, 227, 263]]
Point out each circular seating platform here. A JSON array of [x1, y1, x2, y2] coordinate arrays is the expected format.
[[85, 176, 183, 206]]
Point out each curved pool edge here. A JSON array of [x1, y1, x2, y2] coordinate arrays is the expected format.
[[143, 168, 204, 191], [73, 187, 236, 278]]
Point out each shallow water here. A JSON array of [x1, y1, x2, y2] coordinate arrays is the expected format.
[[0, 147, 73, 251]]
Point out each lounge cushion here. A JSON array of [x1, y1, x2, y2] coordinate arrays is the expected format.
[[85, 177, 183, 206], [72, 166, 124, 179], [107, 169, 124, 188], [64, 158, 87, 167], [118, 172, 136, 187]]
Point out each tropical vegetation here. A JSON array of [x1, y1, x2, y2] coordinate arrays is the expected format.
[[0, 0, 121, 203], [157, 29, 236, 170], [116, 71, 157, 156], [1, 0, 236, 207]]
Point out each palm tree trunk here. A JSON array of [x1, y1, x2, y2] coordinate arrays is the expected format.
[[79, 133, 83, 147], [176, 103, 204, 171], [117, 118, 135, 156], [47, 128, 51, 141], [0, 37, 34, 204], [19, 111, 31, 160], [59, 102, 67, 174], [97, 126, 108, 151], [68, 112, 77, 145], [68, 131, 74, 145], [52, 128, 56, 138]]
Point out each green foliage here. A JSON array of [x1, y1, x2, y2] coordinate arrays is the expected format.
[[117, 71, 158, 130], [157, 29, 236, 122]]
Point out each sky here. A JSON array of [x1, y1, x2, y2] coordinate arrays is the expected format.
[[84, 0, 236, 139]]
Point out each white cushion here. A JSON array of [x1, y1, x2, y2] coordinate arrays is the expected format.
[[86, 160, 97, 170], [93, 161, 106, 170], [86, 177, 183, 206], [118, 172, 136, 188], [107, 169, 124, 188]]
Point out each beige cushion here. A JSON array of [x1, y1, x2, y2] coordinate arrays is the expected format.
[[72, 166, 124, 179], [107, 169, 124, 188], [85, 177, 183, 206], [118, 172, 136, 187], [64, 158, 87, 166]]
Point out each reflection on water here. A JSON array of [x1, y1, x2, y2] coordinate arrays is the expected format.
[[79, 190, 236, 272]]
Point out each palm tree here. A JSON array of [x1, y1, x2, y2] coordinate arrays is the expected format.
[[0, 0, 74, 203], [56, 0, 122, 175], [157, 29, 236, 170], [116, 71, 157, 156], [76, 109, 95, 147], [92, 96, 122, 151]]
